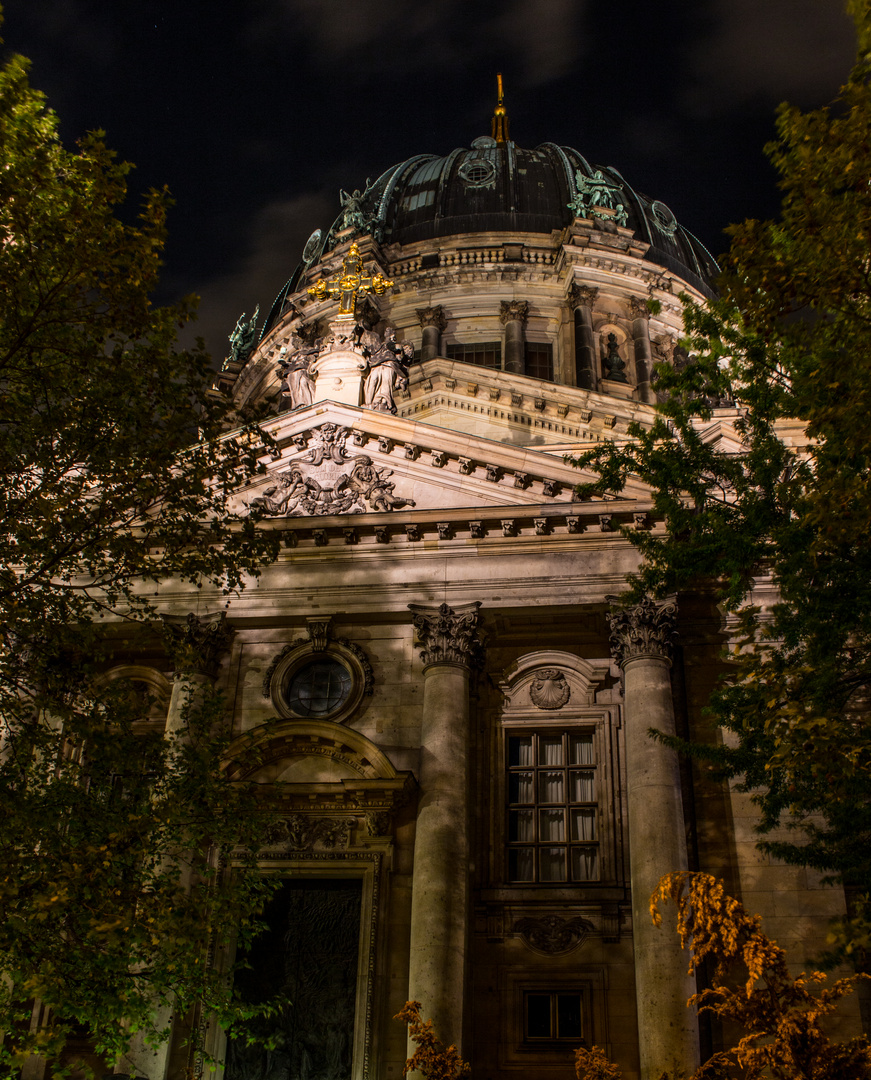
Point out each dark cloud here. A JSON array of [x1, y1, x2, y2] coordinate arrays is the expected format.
[[690, 0, 855, 109], [183, 192, 335, 359], [0, 0, 859, 359]]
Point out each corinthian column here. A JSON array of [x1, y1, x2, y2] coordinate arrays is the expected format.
[[160, 611, 234, 736], [416, 305, 446, 362], [570, 284, 598, 390], [125, 614, 234, 1080], [607, 597, 699, 1080], [406, 601, 482, 1054], [629, 296, 655, 404], [500, 300, 529, 375]]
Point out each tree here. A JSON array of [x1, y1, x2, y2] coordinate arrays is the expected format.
[[575, 873, 871, 1080], [394, 1002, 471, 1080], [570, 0, 871, 960], [0, 39, 281, 1076]]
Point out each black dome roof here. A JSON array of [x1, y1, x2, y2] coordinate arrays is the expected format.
[[262, 137, 719, 338]]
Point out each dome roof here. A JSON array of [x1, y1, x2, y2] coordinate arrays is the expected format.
[[262, 137, 719, 338], [369, 138, 717, 291]]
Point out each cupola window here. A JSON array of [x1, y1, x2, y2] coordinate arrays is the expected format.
[[446, 341, 502, 369]]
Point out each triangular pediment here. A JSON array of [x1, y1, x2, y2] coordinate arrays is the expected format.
[[232, 400, 652, 520]]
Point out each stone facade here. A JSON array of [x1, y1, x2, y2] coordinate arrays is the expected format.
[[105, 130, 859, 1080]]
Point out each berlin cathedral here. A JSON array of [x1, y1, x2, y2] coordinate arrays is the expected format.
[[112, 88, 860, 1080]]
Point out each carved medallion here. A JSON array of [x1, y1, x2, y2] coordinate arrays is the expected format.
[[513, 915, 590, 955], [529, 668, 571, 710]]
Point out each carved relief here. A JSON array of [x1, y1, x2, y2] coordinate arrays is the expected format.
[[628, 296, 651, 321], [160, 611, 233, 677], [246, 424, 415, 517], [607, 595, 677, 667], [265, 813, 353, 851], [513, 915, 590, 955], [408, 601, 483, 668], [416, 305, 446, 330], [499, 299, 530, 325], [529, 668, 571, 710], [569, 283, 599, 309], [365, 811, 392, 837]]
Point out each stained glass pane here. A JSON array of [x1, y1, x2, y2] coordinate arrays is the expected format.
[[571, 846, 599, 881], [539, 808, 565, 842], [539, 846, 566, 881], [557, 995, 583, 1039], [569, 770, 595, 802], [508, 736, 533, 767], [509, 771, 534, 803], [539, 770, 564, 803], [538, 735, 563, 766], [509, 809, 534, 842], [526, 995, 552, 1038], [509, 848, 535, 881], [569, 733, 594, 765]]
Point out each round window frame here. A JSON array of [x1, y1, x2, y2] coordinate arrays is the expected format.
[[268, 641, 369, 723]]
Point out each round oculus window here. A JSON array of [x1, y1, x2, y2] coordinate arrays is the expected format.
[[284, 659, 352, 717], [458, 159, 496, 188], [650, 200, 677, 237]]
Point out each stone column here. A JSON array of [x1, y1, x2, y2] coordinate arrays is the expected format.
[[416, 305, 446, 362], [500, 300, 529, 376], [607, 597, 699, 1080], [629, 297, 655, 404], [406, 601, 482, 1054], [117, 613, 233, 1080], [160, 611, 234, 737], [570, 284, 598, 390]]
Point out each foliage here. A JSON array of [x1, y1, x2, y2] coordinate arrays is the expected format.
[[0, 38, 279, 1077], [395, 1001, 471, 1080], [576, 874, 871, 1080], [568, 0, 871, 959], [575, 1044, 624, 1080]]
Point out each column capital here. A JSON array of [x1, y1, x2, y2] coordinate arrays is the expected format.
[[607, 595, 676, 668], [416, 305, 446, 330], [499, 299, 529, 326], [628, 295, 651, 321], [409, 602, 483, 668], [160, 611, 234, 678], [569, 283, 598, 309]]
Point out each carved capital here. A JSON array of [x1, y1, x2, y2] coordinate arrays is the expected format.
[[499, 299, 530, 325], [416, 305, 447, 330], [628, 296, 651, 321], [160, 611, 233, 678], [408, 601, 483, 669], [569, 283, 598, 309], [607, 595, 677, 668], [306, 616, 332, 652]]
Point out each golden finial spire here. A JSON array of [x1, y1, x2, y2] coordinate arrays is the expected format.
[[491, 73, 509, 144]]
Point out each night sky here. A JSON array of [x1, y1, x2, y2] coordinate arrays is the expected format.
[[2, 0, 857, 360]]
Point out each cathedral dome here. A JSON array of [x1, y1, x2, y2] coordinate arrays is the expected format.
[[262, 134, 719, 341], [364, 138, 718, 296]]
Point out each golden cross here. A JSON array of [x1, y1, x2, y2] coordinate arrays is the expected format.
[[307, 242, 394, 316]]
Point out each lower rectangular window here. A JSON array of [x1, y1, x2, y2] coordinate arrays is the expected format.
[[525, 991, 585, 1043]]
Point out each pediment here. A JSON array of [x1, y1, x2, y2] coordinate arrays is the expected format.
[[232, 401, 652, 519]]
